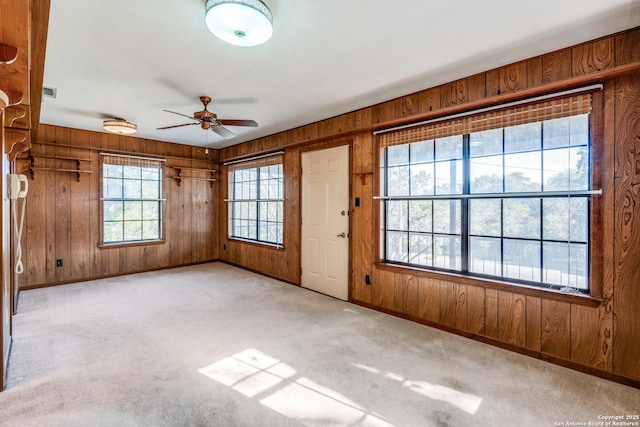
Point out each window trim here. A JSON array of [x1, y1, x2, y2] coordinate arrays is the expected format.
[[374, 89, 604, 301], [99, 153, 166, 247], [226, 155, 285, 247]]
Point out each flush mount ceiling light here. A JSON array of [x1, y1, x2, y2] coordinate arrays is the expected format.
[[103, 119, 137, 135], [205, 0, 273, 47]]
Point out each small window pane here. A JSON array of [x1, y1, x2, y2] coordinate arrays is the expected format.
[[543, 242, 588, 289], [387, 201, 408, 231], [470, 155, 503, 193], [142, 201, 159, 220], [505, 122, 541, 153], [503, 198, 540, 239], [504, 239, 540, 282], [469, 237, 502, 276], [142, 220, 160, 240], [123, 201, 142, 221], [543, 198, 588, 242], [410, 163, 434, 195], [504, 152, 541, 192], [123, 166, 141, 179], [435, 160, 462, 195], [123, 179, 142, 199], [470, 129, 503, 157], [386, 231, 408, 263], [543, 117, 570, 149], [570, 114, 589, 147], [123, 221, 142, 241], [387, 145, 409, 166], [140, 167, 159, 181], [469, 199, 501, 237], [104, 164, 122, 178], [433, 200, 460, 235], [409, 233, 432, 266], [387, 166, 410, 196], [411, 140, 434, 163], [141, 180, 159, 199], [435, 135, 463, 161], [433, 235, 461, 270], [103, 222, 122, 243], [104, 178, 123, 199], [409, 200, 432, 233], [103, 201, 123, 221]]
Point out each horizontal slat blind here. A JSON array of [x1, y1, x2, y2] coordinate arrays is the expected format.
[[380, 93, 592, 147], [101, 154, 163, 168], [227, 153, 283, 172]]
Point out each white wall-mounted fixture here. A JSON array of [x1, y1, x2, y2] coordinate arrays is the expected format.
[[204, 0, 273, 47], [103, 119, 137, 135]]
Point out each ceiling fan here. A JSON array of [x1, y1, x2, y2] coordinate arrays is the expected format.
[[158, 96, 258, 138]]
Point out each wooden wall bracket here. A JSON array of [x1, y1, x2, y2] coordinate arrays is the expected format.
[[4, 105, 27, 127], [0, 42, 18, 64], [168, 166, 217, 187]]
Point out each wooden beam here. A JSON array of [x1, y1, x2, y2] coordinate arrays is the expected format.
[[29, 0, 51, 142]]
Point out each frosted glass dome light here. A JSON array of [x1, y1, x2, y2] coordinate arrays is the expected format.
[[205, 0, 273, 47]]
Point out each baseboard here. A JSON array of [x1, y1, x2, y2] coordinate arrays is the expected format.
[[20, 260, 218, 291], [352, 299, 640, 390], [218, 260, 300, 287]]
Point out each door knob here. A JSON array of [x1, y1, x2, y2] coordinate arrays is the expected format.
[[337, 232, 347, 238]]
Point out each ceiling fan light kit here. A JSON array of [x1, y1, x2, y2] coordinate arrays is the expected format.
[[103, 119, 137, 135], [205, 0, 273, 47]]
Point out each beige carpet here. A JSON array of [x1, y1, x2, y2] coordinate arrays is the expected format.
[[0, 262, 637, 426]]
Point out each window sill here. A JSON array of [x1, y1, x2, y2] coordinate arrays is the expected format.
[[227, 237, 284, 250], [99, 240, 166, 249], [375, 262, 603, 307]]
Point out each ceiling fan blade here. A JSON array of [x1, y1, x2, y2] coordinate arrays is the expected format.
[[157, 123, 199, 130], [219, 119, 258, 127], [163, 109, 199, 121], [211, 125, 236, 138]]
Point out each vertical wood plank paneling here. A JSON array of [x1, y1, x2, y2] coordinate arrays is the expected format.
[[485, 69, 500, 97], [181, 170, 193, 264], [500, 62, 527, 94], [571, 37, 614, 76], [614, 29, 640, 66], [54, 127, 71, 282], [417, 277, 439, 323], [373, 269, 394, 310], [525, 296, 542, 351], [440, 79, 467, 107], [394, 273, 417, 317], [526, 57, 543, 88], [467, 73, 486, 102], [570, 304, 613, 370], [68, 130, 90, 280], [542, 50, 572, 84], [88, 134, 102, 277], [418, 87, 441, 114], [485, 289, 498, 339], [612, 73, 640, 379], [439, 280, 458, 328], [466, 285, 485, 335], [497, 291, 526, 347], [541, 300, 571, 359], [24, 149, 46, 287]]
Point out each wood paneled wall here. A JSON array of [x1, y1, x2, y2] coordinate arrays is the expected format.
[[17, 124, 219, 289], [218, 27, 640, 385]]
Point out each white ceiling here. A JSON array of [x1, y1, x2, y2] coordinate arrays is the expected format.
[[40, 0, 640, 150]]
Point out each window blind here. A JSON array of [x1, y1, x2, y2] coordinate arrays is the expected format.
[[379, 93, 592, 147]]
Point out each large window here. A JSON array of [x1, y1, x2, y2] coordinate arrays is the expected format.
[[379, 92, 599, 292], [228, 155, 284, 246], [102, 154, 164, 244]]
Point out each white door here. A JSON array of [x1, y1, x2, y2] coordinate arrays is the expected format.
[[301, 145, 350, 300]]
